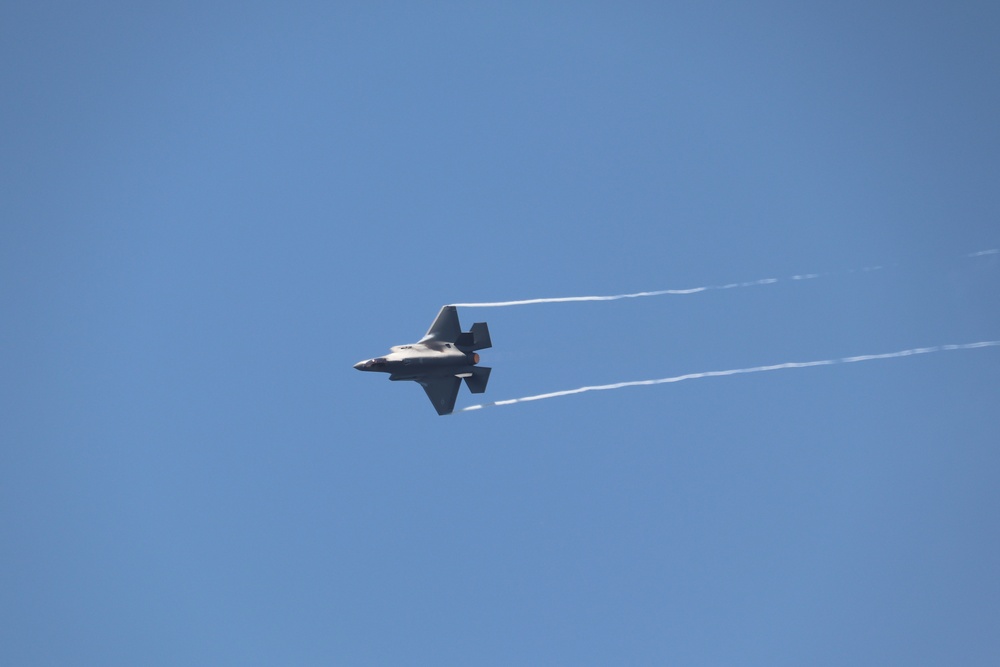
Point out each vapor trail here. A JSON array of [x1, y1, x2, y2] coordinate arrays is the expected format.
[[458, 341, 1000, 412], [449, 249, 998, 308], [449, 279, 779, 307]]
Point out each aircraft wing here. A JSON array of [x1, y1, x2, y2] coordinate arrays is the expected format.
[[420, 305, 460, 343], [417, 376, 462, 415]]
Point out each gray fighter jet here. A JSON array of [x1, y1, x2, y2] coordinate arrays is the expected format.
[[353, 306, 492, 415]]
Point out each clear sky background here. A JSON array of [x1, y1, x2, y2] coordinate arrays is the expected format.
[[3, 3, 999, 665]]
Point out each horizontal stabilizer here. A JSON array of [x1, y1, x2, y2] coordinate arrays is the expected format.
[[470, 322, 491, 350], [457, 322, 492, 351], [463, 366, 491, 394]]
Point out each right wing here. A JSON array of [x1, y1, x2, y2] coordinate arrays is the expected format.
[[417, 376, 462, 415]]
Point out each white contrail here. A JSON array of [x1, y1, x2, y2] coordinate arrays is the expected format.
[[458, 341, 1000, 412], [450, 249, 997, 308], [449, 278, 781, 308]]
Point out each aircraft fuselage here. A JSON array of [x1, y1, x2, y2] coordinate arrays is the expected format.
[[354, 343, 481, 381]]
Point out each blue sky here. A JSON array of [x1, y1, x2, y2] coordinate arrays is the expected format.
[[3, 2, 999, 665]]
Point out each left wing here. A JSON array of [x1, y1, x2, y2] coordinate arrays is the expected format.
[[420, 306, 460, 343], [417, 376, 462, 415]]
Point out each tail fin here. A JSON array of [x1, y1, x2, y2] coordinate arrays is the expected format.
[[463, 366, 491, 394]]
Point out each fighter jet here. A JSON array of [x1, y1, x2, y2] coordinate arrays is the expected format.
[[353, 306, 492, 415]]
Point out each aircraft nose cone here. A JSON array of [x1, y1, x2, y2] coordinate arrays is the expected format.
[[353, 361, 366, 370]]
